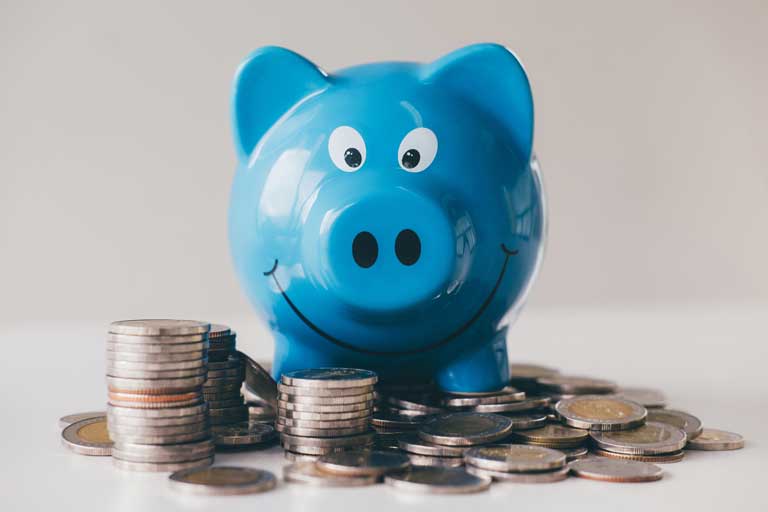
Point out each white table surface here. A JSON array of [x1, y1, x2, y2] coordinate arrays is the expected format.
[[1, 305, 766, 511]]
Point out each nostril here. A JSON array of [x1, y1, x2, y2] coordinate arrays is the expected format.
[[395, 229, 421, 266], [352, 231, 378, 268]]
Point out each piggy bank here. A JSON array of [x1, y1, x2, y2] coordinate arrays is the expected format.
[[229, 44, 545, 392]]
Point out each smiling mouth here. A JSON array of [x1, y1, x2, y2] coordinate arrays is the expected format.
[[263, 243, 518, 357]]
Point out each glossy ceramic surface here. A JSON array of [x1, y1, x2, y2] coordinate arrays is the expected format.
[[229, 44, 546, 391]]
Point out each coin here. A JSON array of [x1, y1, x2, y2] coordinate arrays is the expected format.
[[466, 465, 570, 483], [112, 439, 215, 463], [509, 363, 560, 381], [371, 411, 427, 430], [281, 443, 373, 456], [279, 383, 374, 397], [281, 368, 378, 388], [646, 409, 703, 440], [279, 431, 375, 448], [107, 403, 208, 418], [114, 429, 210, 445], [463, 444, 566, 472], [398, 433, 467, 457], [590, 422, 687, 455], [107, 375, 206, 393], [317, 450, 411, 477], [275, 423, 369, 437], [419, 412, 514, 446], [279, 408, 371, 421], [283, 461, 378, 486], [113, 456, 214, 473], [442, 387, 526, 407], [240, 352, 278, 410], [536, 376, 617, 394], [107, 413, 207, 427], [686, 428, 744, 451], [208, 355, 243, 370], [278, 392, 375, 405], [277, 400, 373, 413], [511, 424, 589, 447], [107, 341, 208, 354], [384, 466, 491, 494], [504, 412, 548, 430], [277, 416, 369, 429], [379, 393, 444, 413], [109, 396, 203, 410], [555, 395, 647, 431], [169, 466, 275, 495], [107, 350, 206, 363], [107, 358, 206, 371], [558, 446, 589, 461], [208, 324, 232, 339], [59, 411, 105, 429], [569, 457, 663, 483], [612, 387, 666, 408], [407, 454, 465, 468], [469, 395, 550, 413], [210, 421, 275, 446], [107, 421, 209, 436], [284, 451, 321, 462], [106, 332, 208, 344], [593, 448, 685, 463], [207, 367, 244, 380], [110, 319, 210, 336], [107, 367, 208, 380], [61, 416, 112, 456]]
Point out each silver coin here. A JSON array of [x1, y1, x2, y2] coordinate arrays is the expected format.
[[111, 430, 211, 445], [208, 324, 232, 338], [61, 416, 112, 456], [375, 405, 431, 418], [558, 446, 589, 461], [112, 440, 214, 463], [212, 421, 276, 446], [317, 450, 411, 477], [466, 464, 570, 483], [107, 375, 206, 392], [419, 413, 514, 446], [106, 341, 208, 354], [106, 332, 208, 344], [646, 409, 703, 439], [555, 395, 647, 431], [384, 466, 491, 494], [208, 367, 245, 380], [277, 416, 370, 429], [380, 394, 444, 414], [686, 428, 744, 450], [281, 442, 373, 456], [107, 358, 206, 372], [113, 455, 213, 473], [536, 376, 617, 394], [372, 411, 427, 430], [463, 444, 565, 472], [284, 451, 321, 462], [281, 368, 378, 388], [442, 387, 526, 407], [107, 367, 207, 380], [590, 421, 687, 455], [107, 421, 209, 436], [276, 423, 370, 437], [277, 400, 373, 413], [59, 411, 105, 430], [110, 319, 210, 337], [407, 454, 465, 468], [279, 431, 375, 448], [107, 412, 207, 428], [279, 408, 370, 421], [106, 349, 205, 363], [107, 403, 208, 419], [592, 448, 686, 463], [108, 396, 204, 410], [569, 457, 663, 483], [169, 466, 276, 495], [504, 412, 549, 430], [283, 461, 378, 486], [279, 383, 374, 397], [398, 433, 467, 457], [470, 395, 550, 413], [612, 387, 666, 408], [511, 423, 589, 447], [208, 355, 243, 370], [279, 392, 375, 405], [509, 363, 560, 381]]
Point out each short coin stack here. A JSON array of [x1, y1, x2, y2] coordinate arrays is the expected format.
[[277, 368, 377, 459], [106, 319, 214, 472], [205, 325, 248, 430], [463, 444, 570, 483]]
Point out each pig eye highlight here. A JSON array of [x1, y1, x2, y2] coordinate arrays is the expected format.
[[328, 126, 366, 172], [398, 127, 437, 173]]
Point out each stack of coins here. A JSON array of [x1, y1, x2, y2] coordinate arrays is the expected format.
[[204, 325, 248, 430], [106, 319, 214, 472], [463, 444, 570, 483], [277, 368, 377, 460]]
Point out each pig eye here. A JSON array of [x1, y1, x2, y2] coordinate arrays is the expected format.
[[328, 126, 366, 172], [398, 127, 437, 173]]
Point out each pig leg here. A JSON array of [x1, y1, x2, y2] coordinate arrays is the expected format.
[[435, 332, 509, 392]]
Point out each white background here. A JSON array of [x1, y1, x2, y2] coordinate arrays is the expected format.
[[1, 1, 766, 511]]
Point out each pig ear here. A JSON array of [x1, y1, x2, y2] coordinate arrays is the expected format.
[[423, 44, 534, 163], [231, 47, 329, 162]]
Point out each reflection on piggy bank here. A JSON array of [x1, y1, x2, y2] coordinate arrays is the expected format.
[[229, 44, 546, 392]]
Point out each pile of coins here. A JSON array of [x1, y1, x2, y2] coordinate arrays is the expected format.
[[277, 369, 378, 460], [105, 320, 214, 472], [205, 325, 248, 431]]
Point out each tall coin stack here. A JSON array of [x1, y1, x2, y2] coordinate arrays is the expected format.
[[106, 319, 215, 472], [205, 325, 248, 429], [277, 368, 378, 460]]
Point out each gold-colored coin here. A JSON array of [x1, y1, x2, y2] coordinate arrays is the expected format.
[[556, 395, 646, 431], [511, 423, 589, 447], [590, 421, 687, 455], [593, 448, 685, 463], [686, 428, 744, 451], [61, 416, 113, 456]]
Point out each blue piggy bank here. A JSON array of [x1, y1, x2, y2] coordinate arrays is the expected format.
[[229, 44, 545, 392]]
